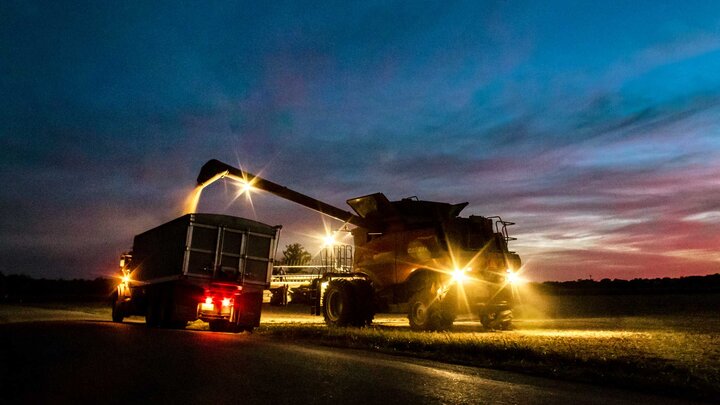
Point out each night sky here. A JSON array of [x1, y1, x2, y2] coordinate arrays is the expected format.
[[2, 1, 719, 281]]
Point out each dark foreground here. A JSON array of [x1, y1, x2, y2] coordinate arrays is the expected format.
[[0, 321, 698, 404]]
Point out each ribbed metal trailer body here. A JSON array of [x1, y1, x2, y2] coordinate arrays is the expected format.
[[111, 213, 281, 332]]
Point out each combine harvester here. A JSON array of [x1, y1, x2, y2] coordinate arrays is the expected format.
[[197, 159, 523, 331]]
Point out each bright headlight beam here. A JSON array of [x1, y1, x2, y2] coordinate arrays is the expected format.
[[452, 268, 468, 284], [240, 182, 253, 194], [322, 234, 336, 247], [506, 270, 523, 285]]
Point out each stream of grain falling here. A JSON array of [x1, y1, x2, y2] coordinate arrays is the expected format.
[[183, 185, 204, 214]]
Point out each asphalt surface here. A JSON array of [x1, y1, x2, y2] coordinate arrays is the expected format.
[[0, 320, 696, 405]]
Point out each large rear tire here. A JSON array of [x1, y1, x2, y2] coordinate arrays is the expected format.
[[322, 280, 356, 327]]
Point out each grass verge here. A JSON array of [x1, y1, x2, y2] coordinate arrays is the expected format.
[[256, 323, 719, 402]]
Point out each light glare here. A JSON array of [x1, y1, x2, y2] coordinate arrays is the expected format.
[[452, 268, 468, 283], [322, 234, 336, 247], [506, 270, 523, 285]]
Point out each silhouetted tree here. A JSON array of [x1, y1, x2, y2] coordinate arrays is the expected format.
[[281, 243, 312, 273]]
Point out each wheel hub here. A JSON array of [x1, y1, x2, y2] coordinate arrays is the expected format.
[[411, 302, 428, 324]]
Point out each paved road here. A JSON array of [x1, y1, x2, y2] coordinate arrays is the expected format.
[[0, 321, 695, 404]]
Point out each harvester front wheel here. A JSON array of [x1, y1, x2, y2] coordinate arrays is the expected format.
[[408, 290, 433, 330], [408, 287, 456, 331], [480, 307, 513, 330]]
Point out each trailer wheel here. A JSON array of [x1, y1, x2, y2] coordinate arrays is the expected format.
[[158, 288, 186, 329], [322, 280, 356, 327], [145, 292, 161, 328], [209, 320, 228, 332]]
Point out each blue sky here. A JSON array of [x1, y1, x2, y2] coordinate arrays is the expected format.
[[2, 1, 719, 280]]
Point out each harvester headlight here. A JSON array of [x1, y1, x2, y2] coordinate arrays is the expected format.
[[121, 275, 131, 284], [240, 182, 253, 194], [452, 267, 468, 284], [322, 233, 336, 247], [505, 269, 523, 285]]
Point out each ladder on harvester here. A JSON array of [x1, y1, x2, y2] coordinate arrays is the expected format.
[[320, 244, 353, 273]]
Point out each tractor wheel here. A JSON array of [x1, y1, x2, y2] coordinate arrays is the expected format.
[[111, 295, 124, 323], [349, 279, 375, 326], [322, 279, 356, 327]]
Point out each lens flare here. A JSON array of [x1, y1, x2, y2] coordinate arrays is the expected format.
[[451, 268, 468, 284], [322, 233, 336, 247], [239, 182, 253, 194], [506, 270, 523, 285]]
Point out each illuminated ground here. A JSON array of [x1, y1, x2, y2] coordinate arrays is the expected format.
[[1, 302, 717, 401]]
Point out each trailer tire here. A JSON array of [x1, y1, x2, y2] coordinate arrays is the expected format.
[[209, 320, 228, 332], [322, 279, 356, 327], [158, 287, 186, 329], [145, 292, 161, 328]]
